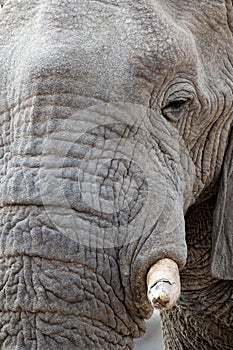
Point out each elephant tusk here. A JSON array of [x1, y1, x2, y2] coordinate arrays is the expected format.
[[146, 258, 181, 311]]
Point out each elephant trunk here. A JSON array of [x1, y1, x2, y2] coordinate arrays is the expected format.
[[0, 102, 195, 347], [0, 207, 144, 349]]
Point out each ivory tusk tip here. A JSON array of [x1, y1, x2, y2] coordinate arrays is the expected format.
[[146, 258, 181, 311]]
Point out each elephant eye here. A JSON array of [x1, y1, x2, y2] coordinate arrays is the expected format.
[[162, 99, 189, 122]]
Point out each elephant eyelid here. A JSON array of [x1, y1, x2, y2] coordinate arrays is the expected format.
[[161, 99, 190, 122], [164, 99, 187, 110]]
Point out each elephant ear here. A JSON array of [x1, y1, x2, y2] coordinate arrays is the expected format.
[[211, 129, 233, 280]]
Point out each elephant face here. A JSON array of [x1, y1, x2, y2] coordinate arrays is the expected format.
[[0, 1, 232, 348]]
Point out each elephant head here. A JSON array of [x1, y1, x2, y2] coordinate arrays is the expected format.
[[0, 0, 232, 349]]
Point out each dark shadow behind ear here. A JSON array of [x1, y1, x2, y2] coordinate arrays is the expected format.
[[211, 129, 233, 280]]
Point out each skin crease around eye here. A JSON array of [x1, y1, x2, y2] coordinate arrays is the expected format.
[[160, 80, 197, 123]]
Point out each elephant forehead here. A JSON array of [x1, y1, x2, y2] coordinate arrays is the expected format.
[[0, 0, 195, 91]]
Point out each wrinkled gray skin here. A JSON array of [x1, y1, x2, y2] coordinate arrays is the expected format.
[[0, 1, 233, 349]]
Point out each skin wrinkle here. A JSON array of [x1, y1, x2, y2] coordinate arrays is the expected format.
[[0, 254, 140, 342], [0, 312, 133, 349], [210, 117, 230, 180], [189, 89, 230, 165], [161, 197, 233, 348], [7, 205, 144, 340], [201, 93, 230, 181]]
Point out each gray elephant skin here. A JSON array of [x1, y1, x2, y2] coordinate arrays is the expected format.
[[0, 1, 233, 349]]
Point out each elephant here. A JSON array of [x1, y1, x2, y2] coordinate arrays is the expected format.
[[0, 0, 233, 349]]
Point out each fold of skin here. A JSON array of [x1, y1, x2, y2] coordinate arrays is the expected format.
[[0, 207, 141, 350], [161, 197, 233, 349]]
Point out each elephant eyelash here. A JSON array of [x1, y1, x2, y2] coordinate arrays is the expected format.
[[161, 99, 189, 122], [165, 100, 187, 110]]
